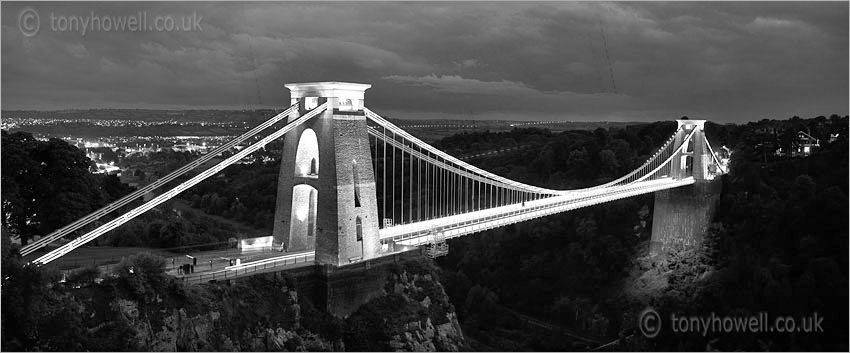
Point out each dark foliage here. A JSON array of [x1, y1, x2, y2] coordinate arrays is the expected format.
[[436, 116, 848, 351], [100, 202, 242, 251], [1, 130, 133, 245], [646, 116, 848, 350], [0, 248, 319, 351], [182, 160, 281, 231]]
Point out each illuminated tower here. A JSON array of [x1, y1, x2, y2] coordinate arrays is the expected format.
[[271, 82, 382, 267], [650, 119, 721, 256]]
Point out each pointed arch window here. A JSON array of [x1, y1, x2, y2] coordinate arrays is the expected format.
[[352, 162, 361, 207]]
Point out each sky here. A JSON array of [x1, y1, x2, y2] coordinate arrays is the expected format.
[[1, 1, 847, 123]]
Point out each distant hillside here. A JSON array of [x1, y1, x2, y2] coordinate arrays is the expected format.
[[1, 109, 279, 123]]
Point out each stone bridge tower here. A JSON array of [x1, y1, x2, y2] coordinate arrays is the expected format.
[[272, 82, 381, 267], [669, 119, 711, 181], [650, 119, 722, 256]]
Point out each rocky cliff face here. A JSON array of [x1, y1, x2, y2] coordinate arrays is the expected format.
[[387, 313, 465, 352], [340, 260, 467, 351], [116, 261, 466, 351], [3, 253, 464, 352], [383, 270, 465, 351], [102, 274, 341, 351]]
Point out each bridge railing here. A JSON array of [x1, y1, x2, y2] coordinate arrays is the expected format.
[[179, 253, 315, 284]]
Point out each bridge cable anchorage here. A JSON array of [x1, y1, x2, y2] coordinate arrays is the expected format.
[[19, 101, 302, 257], [30, 103, 329, 265]]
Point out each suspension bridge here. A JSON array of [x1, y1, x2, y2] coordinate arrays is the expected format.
[[20, 82, 728, 270]]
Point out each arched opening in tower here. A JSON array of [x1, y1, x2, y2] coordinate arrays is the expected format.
[[295, 128, 319, 177], [289, 184, 318, 246], [680, 137, 693, 176]]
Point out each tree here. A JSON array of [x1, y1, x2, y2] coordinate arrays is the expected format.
[[566, 148, 590, 181], [113, 252, 168, 303], [2, 131, 136, 245], [598, 149, 620, 178]]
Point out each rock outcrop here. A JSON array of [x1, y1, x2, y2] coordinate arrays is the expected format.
[[102, 274, 337, 351], [3, 252, 464, 352], [344, 260, 466, 351]]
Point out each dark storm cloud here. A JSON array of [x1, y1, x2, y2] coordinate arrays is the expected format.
[[1, 2, 847, 122]]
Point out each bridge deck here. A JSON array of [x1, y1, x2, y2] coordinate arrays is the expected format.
[[381, 177, 696, 246], [177, 250, 315, 284]]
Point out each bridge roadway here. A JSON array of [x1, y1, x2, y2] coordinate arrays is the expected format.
[[175, 246, 419, 284], [380, 177, 696, 246], [175, 249, 315, 284], [27, 244, 312, 283]]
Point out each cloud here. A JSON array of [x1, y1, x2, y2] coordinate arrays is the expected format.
[[382, 74, 634, 105], [750, 16, 799, 28], [0, 1, 846, 122], [376, 74, 646, 122], [384, 74, 535, 95]]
